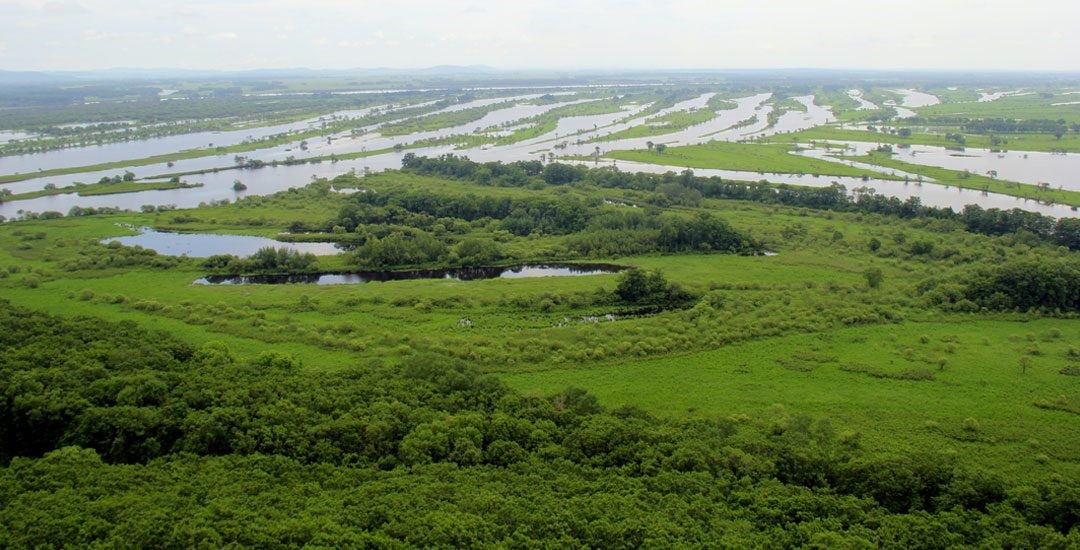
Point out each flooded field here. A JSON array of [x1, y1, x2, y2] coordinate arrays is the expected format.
[[3, 85, 1078, 220]]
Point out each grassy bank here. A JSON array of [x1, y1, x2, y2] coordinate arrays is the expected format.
[[603, 141, 900, 179]]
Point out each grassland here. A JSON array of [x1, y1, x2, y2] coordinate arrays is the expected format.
[[602, 141, 900, 178], [376, 101, 516, 136], [765, 126, 1080, 153], [595, 109, 717, 142], [3, 179, 202, 202], [503, 318, 1080, 480], [917, 92, 1080, 123], [494, 99, 625, 144]]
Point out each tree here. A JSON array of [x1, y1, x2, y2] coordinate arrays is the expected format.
[[614, 268, 693, 307], [864, 267, 884, 289], [1052, 218, 1080, 250], [646, 141, 654, 151], [655, 143, 668, 155], [452, 238, 502, 266], [122, 171, 135, 182]]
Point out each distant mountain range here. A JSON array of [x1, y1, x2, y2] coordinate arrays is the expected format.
[[0, 65, 502, 85], [2, 66, 1077, 88]]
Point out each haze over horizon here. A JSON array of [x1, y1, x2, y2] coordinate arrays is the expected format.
[[1, 0, 1078, 73]]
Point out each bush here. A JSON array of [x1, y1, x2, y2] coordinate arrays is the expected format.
[[864, 267, 884, 288], [614, 269, 694, 308]]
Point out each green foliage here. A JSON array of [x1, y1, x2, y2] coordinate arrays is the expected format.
[[964, 257, 1080, 312], [604, 140, 892, 179], [203, 247, 318, 274], [614, 268, 694, 307], [1, 303, 1078, 547], [864, 267, 884, 288], [354, 231, 447, 268], [451, 238, 503, 266]]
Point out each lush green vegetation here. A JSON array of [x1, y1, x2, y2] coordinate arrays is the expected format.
[[495, 99, 625, 144], [918, 91, 1080, 124], [602, 141, 899, 179], [767, 126, 1080, 153], [377, 101, 516, 136], [2, 79, 1080, 545], [1, 303, 1079, 547], [594, 108, 717, 141], [1, 178, 201, 203]]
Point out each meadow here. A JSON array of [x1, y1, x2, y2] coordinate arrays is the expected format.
[[594, 108, 718, 142], [602, 140, 899, 178], [767, 126, 1080, 154]]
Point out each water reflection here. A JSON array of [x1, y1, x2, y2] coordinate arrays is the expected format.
[[194, 263, 625, 285], [3, 86, 1077, 221], [103, 227, 346, 257]]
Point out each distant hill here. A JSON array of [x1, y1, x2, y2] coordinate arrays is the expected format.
[[0, 66, 502, 85]]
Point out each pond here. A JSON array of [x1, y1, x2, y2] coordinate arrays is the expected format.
[[193, 263, 626, 285], [103, 227, 346, 257]]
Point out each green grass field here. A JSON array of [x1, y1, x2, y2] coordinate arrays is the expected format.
[[3, 179, 202, 202], [766, 126, 1080, 153], [595, 108, 718, 141], [603, 141, 900, 178], [917, 91, 1080, 123], [503, 318, 1080, 480]]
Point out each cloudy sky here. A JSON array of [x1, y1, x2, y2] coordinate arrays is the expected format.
[[1, 0, 1077, 72]]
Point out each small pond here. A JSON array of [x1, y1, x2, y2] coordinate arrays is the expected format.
[[193, 263, 626, 285], [103, 228, 345, 257]]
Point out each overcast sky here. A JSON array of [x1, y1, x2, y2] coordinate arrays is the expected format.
[[1, 0, 1077, 72]]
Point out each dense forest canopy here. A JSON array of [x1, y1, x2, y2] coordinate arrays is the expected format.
[[1, 303, 1078, 547]]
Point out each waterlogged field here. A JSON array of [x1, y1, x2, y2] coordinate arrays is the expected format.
[[5, 79, 1080, 222]]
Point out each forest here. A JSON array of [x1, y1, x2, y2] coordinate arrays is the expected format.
[[1, 303, 1078, 547]]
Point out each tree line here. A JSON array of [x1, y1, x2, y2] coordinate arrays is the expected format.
[[398, 155, 1080, 250]]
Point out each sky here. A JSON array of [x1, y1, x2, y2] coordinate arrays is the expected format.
[[1, 0, 1078, 72]]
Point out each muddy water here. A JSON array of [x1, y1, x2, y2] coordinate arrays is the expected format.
[[891, 89, 940, 108], [847, 90, 878, 110], [0, 104, 416, 175], [0, 145, 453, 218], [569, 159, 1077, 218], [830, 141, 1080, 191], [103, 227, 346, 257], [3, 87, 1077, 221], [752, 96, 834, 138]]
